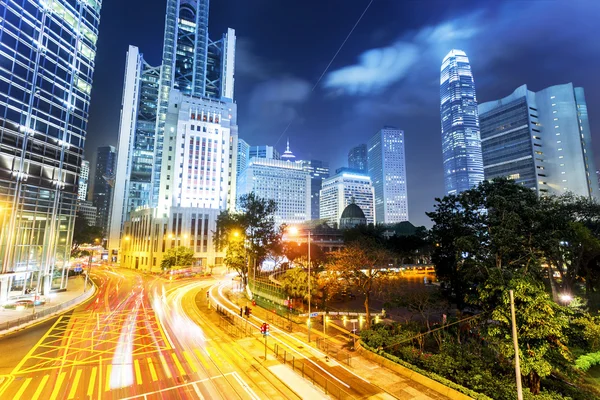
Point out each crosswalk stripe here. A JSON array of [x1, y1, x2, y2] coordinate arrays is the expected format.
[[134, 359, 143, 385], [171, 352, 186, 377], [194, 348, 211, 371], [183, 350, 199, 373], [49, 371, 66, 400], [31, 374, 49, 400], [87, 366, 97, 396], [105, 364, 112, 391], [159, 354, 172, 379], [13, 377, 32, 400], [147, 358, 158, 382], [68, 369, 82, 399]]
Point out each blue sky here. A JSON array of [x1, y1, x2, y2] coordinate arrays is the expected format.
[[87, 0, 600, 227]]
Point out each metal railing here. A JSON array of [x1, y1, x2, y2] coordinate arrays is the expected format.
[[0, 284, 95, 333]]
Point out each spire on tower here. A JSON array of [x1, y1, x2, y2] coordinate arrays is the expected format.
[[281, 137, 296, 161]]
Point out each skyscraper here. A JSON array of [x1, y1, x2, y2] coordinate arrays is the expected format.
[[280, 139, 296, 161], [237, 159, 311, 226], [348, 144, 368, 173], [320, 169, 375, 226], [479, 83, 599, 199], [249, 145, 280, 160], [109, 1, 236, 252], [298, 160, 330, 220], [0, 1, 102, 295], [440, 49, 484, 195], [93, 146, 115, 235], [78, 160, 90, 201], [368, 127, 409, 223], [237, 139, 250, 176]]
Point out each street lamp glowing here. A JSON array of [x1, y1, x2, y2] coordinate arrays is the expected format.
[[233, 231, 240, 237], [125, 236, 130, 241], [168, 233, 173, 239], [288, 226, 299, 235], [183, 234, 188, 239], [559, 293, 573, 303]]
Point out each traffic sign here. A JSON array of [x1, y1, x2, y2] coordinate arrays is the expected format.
[[310, 312, 319, 318]]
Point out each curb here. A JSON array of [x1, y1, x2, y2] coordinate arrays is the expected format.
[[0, 280, 97, 339]]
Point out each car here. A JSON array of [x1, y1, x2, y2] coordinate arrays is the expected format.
[[3, 299, 35, 309]]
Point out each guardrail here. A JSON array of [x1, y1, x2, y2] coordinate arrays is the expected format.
[[0, 285, 95, 333]]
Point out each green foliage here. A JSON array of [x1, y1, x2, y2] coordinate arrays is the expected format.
[[161, 246, 194, 269], [575, 351, 600, 371], [280, 267, 317, 301], [224, 239, 247, 279]]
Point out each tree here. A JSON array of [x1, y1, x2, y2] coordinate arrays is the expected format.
[[72, 212, 103, 254], [480, 275, 571, 395], [161, 246, 194, 270], [327, 238, 392, 329], [280, 265, 318, 303], [214, 192, 283, 284], [224, 239, 247, 282]]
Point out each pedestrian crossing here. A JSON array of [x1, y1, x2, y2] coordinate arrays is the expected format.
[[5, 349, 224, 400]]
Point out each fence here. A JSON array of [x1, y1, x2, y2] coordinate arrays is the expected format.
[[315, 337, 352, 366], [0, 285, 95, 333], [273, 342, 356, 399]]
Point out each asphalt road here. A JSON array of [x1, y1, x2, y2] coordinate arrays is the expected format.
[[0, 267, 297, 400]]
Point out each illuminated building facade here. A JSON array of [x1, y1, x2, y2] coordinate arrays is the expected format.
[[298, 159, 329, 220], [348, 144, 368, 173], [480, 83, 599, 199], [368, 127, 408, 223], [440, 49, 484, 195], [78, 160, 90, 201], [320, 169, 375, 227], [0, 0, 102, 297]]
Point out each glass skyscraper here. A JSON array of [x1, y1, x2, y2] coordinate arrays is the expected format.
[[92, 145, 115, 234], [109, 0, 236, 252], [0, 0, 102, 296], [479, 83, 599, 200], [367, 127, 409, 223], [440, 49, 484, 195], [348, 144, 368, 173], [298, 159, 330, 220]]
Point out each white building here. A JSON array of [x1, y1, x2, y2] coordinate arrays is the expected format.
[[237, 139, 250, 177], [76, 200, 97, 227], [78, 160, 90, 201], [320, 169, 375, 227], [368, 127, 409, 223], [237, 158, 311, 225]]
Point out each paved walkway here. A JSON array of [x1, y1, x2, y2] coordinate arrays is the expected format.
[[0, 275, 94, 335]]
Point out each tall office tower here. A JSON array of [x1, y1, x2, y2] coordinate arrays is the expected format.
[[320, 168, 375, 227], [440, 49, 484, 195], [0, 0, 102, 295], [298, 160, 330, 220], [280, 138, 296, 161], [249, 145, 280, 160], [76, 201, 97, 227], [237, 159, 311, 225], [93, 146, 115, 234], [348, 144, 368, 173], [368, 127, 409, 223], [479, 83, 599, 199], [237, 139, 250, 176], [78, 160, 90, 201], [109, 1, 236, 252]]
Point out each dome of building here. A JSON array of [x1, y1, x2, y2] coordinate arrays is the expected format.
[[340, 203, 367, 229]]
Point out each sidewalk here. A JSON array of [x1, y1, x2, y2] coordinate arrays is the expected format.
[[225, 287, 448, 400], [0, 275, 95, 336]]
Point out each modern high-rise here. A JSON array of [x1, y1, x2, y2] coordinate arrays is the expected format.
[[237, 139, 250, 176], [0, 0, 102, 297], [298, 160, 330, 220], [440, 49, 484, 195], [280, 139, 296, 161], [249, 145, 280, 160], [78, 160, 90, 201], [368, 127, 409, 223], [237, 158, 311, 225], [479, 83, 599, 199], [109, 0, 236, 252], [93, 146, 115, 235], [320, 168, 375, 227], [348, 144, 368, 173]]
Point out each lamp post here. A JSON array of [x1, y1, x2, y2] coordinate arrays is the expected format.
[[289, 226, 312, 342]]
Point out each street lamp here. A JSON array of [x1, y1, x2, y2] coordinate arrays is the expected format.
[[559, 293, 573, 305], [288, 226, 312, 342]]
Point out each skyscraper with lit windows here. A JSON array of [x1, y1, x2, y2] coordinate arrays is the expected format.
[[440, 49, 484, 195], [0, 0, 102, 296]]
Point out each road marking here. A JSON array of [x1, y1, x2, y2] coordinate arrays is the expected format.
[[159, 354, 172, 379], [183, 350, 199, 373], [87, 366, 97, 396], [12, 316, 64, 374], [232, 371, 261, 400], [49, 371, 66, 400], [31, 374, 49, 400], [192, 382, 205, 399], [13, 377, 32, 400], [171, 352, 186, 377], [68, 369, 83, 399], [105, 364, 112, 391], [134, 359, 143, 385], [194, 348, 211, 371], [147, 358, 158, 382]]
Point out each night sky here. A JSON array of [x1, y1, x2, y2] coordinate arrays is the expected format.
[[86, 0, 600, 227]]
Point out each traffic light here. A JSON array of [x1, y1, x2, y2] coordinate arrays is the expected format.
[[244, 306, 252, 317], [260, 323, 269, 335]]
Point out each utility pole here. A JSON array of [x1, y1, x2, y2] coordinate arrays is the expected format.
[[510, 290, 523, 400]]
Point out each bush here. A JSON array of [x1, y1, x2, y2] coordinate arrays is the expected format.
[[575, 351, 600, 371]]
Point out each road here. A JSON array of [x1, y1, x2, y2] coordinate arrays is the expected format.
[[0, 267, 303, 399]]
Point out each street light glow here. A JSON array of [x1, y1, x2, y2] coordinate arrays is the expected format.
[[288, 226, 299, 235], [559, 293, 573, 303], [233, 231, 240, 237], [125, 236, 130, 241]]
